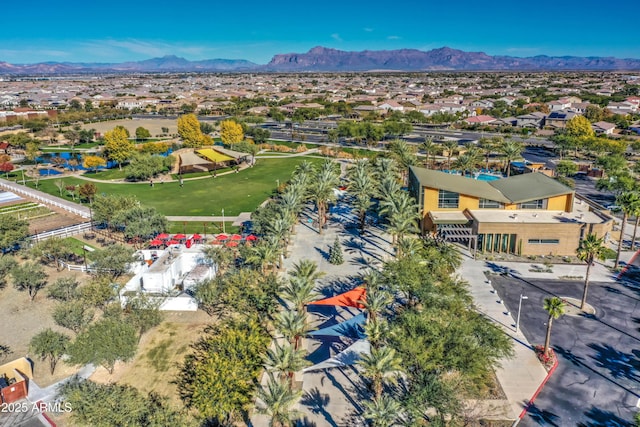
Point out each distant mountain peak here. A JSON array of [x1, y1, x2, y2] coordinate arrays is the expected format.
[[1, 47, 640, 74], [265, 46, 640, 71]]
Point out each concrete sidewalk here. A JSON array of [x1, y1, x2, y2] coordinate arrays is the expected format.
[[460, 256, 548, 421]]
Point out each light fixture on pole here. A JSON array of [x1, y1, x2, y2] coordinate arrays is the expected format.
[[516, 294, 529, 333]]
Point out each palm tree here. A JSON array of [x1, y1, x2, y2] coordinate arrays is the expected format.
[[357, 346, 404, 400], [397, 236, 423, 259], [498, 139, 524, 177], [615, 191, 640, 266], [629, 193, 640, 251], [263, 342, 310, 387], [348, 160, 376, 231], [290, 259, 325, 283], [388, 139, 417, 185], [360, 287, 393, 325], [478, 136, 501, 171], [276, 310, 311, 350], [362, 395, 403, 427], [387, 210, 420, 256], [279, 187, 304, 233], [420, 136, 439, 169], [442, 140, 458, 170], [377, 176, 401, 205], [246, 241, 280, 274], [576, 234, 606, 310], [310, 160, 340, 234], [543, 297, 566, 356], [363, 319, 389, 350], [280, 276, 318, 312], [256, 373, 302, 427], [453, 150, 479, 177], [374, 157, 399, 182]]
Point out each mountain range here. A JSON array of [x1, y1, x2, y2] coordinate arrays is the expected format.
[[2, 46, 640, 74]]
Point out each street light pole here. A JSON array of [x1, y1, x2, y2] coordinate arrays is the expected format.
[[221, 209, 225, 234], [516, 294, 529, 333]]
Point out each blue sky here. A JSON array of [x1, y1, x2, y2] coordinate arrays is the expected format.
[[2, 0, 639, 64]]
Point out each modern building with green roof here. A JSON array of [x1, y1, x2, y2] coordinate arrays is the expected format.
[[408, 167, 613, 256]]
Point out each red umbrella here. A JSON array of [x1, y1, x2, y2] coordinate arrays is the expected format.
[[246, 234, 258, 241], [230, 234, 242, 241], [166, 239, 180, 245], [217, 234, 229, 241], [226, 241, 239, 247], [149, 239, 163, 246], [156, 233, 169, 240], [173, 233, 187, 240], [191, 233, 202, 240], [210, 239, 222, 245]]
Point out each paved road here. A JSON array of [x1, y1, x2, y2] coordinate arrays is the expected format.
[[490, 276, 640, 426]]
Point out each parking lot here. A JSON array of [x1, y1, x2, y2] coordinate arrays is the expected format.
[[490, 275, 640, 426]]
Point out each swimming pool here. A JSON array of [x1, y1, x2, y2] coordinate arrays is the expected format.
[[38, 168, 63, 176], [475, 173, 502, 181]]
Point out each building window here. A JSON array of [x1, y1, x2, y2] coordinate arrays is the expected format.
[[518, 199, 547, 209], [479, 199, 503, 209], [438, 190, 459, 208], [528, 239, 560, 244]]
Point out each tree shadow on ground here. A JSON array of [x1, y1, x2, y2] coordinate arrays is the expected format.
[[554, 345, 585, 367], [484, 261, 519, 276], [587, 342, 640, 383], [578, 406, 633, 427], [316, 276, 362, 297], [314, 246, 331, 261], [525, 403, 561, 426], [300, 387, 338, 427]]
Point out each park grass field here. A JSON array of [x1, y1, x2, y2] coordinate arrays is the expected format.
[[30, 157, 324, 216]]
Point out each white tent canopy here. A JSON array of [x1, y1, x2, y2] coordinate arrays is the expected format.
[[303, 339, 370, 372]]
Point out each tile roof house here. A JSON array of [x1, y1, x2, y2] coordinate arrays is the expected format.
[[592, 121, 616, 135], [464, 115, 496, 125]]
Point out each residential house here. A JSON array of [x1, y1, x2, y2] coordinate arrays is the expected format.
[[516, 112, 546, 129], [592, 121, 616, 135], [470, 99, 495, 110], [377, 100, 404, 112], [464, 115, 496, 125], [548, 99, 572, 111], [546, 111, 577, 129]]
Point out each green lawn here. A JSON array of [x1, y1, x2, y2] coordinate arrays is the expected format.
[[26, 157, 324, 216], [86, 168, 129, 180], [167, 221, 240, 235], [62, 237, 98, 258]]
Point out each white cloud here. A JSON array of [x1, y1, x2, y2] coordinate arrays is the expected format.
[[387, 35, 401, 40], [331, 33, 343, 42], [363, 28, 374, 32]]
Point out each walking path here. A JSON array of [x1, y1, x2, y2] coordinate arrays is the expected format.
[[0, 178, 90, 218]]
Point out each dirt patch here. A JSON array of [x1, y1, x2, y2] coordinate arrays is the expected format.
[[0, 267, 90, 387], [29, 212, 85, 234], [82, 119, 178, 138], [89, 310, 213, 403]]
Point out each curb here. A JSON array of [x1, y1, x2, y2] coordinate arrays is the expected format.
[[518, 351, 559, 421]]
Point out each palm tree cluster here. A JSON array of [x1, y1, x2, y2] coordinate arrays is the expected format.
[[257, 260, 323, 426], [419, 135, 524, 177]]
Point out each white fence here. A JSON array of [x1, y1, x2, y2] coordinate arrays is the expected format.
[[32, 222, 92, 241], [0, 180, 90, 219]]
